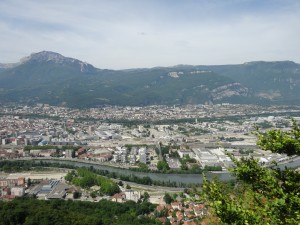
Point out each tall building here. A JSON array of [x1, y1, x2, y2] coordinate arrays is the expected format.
[[65, 149, 73, 158]]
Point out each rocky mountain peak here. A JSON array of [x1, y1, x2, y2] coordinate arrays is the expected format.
[[18, 51, 97, 73], [21, 51, 74, 64]]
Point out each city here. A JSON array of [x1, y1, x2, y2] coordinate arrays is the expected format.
[[1, 103, 299, 224]]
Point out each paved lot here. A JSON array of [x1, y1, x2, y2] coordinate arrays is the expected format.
[[6, 172, 67, 180]]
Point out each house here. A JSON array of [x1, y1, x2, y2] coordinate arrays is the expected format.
[[111, 192, 125, 203], [171, 201, 181, 210], [124, 190, 140, 202], [176, 211, 183, 221], [11, 187, 25, 197], [158, 217, 167, 224], [0, 177, 25, 187]]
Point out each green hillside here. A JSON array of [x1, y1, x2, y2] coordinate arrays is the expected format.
[[0, 51, 299, 107]]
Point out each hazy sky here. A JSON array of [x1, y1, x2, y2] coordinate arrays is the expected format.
[[0, 0, 299, 69]]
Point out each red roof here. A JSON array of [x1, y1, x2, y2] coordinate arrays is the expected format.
[[0, 195, 16, 199]]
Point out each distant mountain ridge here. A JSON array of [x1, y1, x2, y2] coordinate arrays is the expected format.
[[0, 51, 299, 107]]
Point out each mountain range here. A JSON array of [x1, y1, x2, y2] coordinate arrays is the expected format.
[[0, 51, 300, 107]]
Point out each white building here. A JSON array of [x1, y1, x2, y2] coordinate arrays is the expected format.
[[124, 190, 141, 202], [11, 187, 25, 197]]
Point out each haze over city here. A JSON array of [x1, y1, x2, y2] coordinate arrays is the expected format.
[[1, 0, 300, 69]]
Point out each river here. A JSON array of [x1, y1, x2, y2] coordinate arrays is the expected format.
[[25, 156, 300, 185]]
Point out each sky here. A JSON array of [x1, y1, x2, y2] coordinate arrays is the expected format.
[[0, 0, 299, 69]]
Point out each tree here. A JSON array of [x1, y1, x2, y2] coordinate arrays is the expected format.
[[163, 193, 173, 204], [27, 178, 32, 186], [137, 163, 150, 172], [172, 193, 178, 200], [65, 171, 74, 182], [157, 160, 170, 171], [180, 163, 188, 170], [73, 191, 81, 199], [90, 192, 96, 198], [164, 219, 171, 225], [143, 192, 150, 202], [100, 181, 120, 196], [71, 150, 76, 158], [203, 122, 300, 224], [0, 198, 159, 225], [255, 118, 300, 155]]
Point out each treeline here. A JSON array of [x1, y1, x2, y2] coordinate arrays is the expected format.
[[88, 166, 183, 187], [0, 160, 39, 172], [0, 197, 159, 225]]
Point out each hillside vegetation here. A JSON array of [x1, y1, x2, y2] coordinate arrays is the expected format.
[[203, 120, 300, 224], [1, 51, 300, 107]]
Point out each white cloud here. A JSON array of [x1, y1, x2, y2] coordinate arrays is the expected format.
[[0, 0, 299, 69]]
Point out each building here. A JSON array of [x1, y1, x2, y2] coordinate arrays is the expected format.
[[124, 190, 141, 202], [0, 177, 25, 187], [65, 149, 73, 158], [11, 187, 25, 197], [28, 180, 68, 200], [111, 192, 126, 203], [178, 149, 194, 158]]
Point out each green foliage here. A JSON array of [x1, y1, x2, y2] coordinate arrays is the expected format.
[[137, 163, 150, 172], [256, 121, 273, 129], [157, 160, 170, 171], [203, 157, 300, 224], [255, 118, 300, 155], [179, 155, 197, 171], [0, 160, 34, 172], [64, 171, 75, 182], [1, 56, 300, 106], [203, 124, 300, 224], [180, 163, 188, 170], [163, 193, 173, 204], [66, 168, 120, 196], [0, 57, 242, 107], [0, 198, 160, 225], [62, 146, 81, 151], [204, 165, 222, 171], [223, 137, 245, 142], [159, 145, 170, 156], [73, 191, 81, 199], [143, 192, 150, 202], [238, 149, 254, 154]]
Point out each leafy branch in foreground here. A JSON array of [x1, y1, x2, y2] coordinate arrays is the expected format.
[[255, 118, 300, 155], [203, 120, 300, 225]]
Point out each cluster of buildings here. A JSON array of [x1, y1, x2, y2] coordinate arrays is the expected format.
[[1, 103, 299, 122], [0, 103, 298, 172], [110, 183, 209, 224], [0, 171, 208, 225], [153, 200, 208, 225], [77, 148, 112, 162], [0, 177, 25, 200], [112, 146, 150, 164], [28, 179, 69, 200], [0, 171, 73, 202], [111, 189, 141, 203], [0, 148, 23, 159]]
